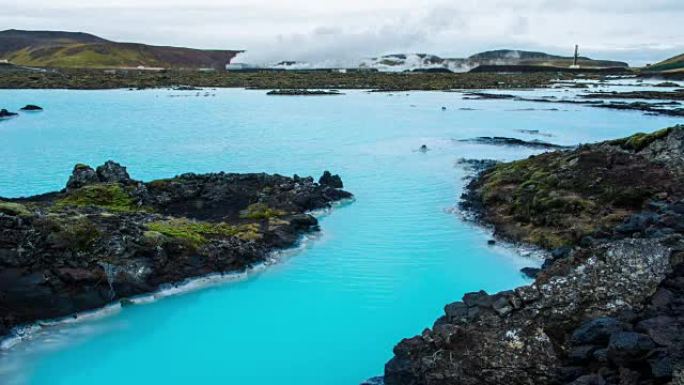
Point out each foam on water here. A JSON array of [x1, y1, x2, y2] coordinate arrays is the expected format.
[[0, 85, 681, 385]]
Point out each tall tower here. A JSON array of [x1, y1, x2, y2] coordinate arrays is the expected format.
[[573, 45, 579, 67]]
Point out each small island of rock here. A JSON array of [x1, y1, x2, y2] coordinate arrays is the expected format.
[[0, 162, 352, 338]]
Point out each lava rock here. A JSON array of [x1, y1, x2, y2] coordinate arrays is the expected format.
[[65, 164, 99, 190], [635, 316, 680, 346], [567, 345, 597, 364], [570, 317, 624, 345], [444, 301, 469, 321], [647, 349, 673, 379], [0, 162, 353, 340], [0, 109, 18, 118], [96, 161, 132, 184], [615, 212, 659, 235], [20, 104, 43, 111], [462, 290, 493, 308], [607, 332, 656, 365], [318, 171, 343, 188], [520, 267, 541, 279]]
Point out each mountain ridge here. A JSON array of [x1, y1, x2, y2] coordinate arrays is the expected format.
[[358, 50, 629, 72], [0, 29, 242, 70]]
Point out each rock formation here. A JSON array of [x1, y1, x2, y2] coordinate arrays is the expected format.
[[385, 126, 684, 385]]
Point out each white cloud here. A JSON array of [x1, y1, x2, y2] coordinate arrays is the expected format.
[[1, 0, 682, 65]]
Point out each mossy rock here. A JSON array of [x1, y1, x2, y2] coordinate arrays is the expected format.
[[608, 127, 673, 152], [240, 203, 286, 220], [146, 218, 262, 247], [49, 216, 101, 251], [54, 183, 139, 212], [146, 179, 173, 189], [0, 201, 32, 217]]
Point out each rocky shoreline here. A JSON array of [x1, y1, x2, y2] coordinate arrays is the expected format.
[[383, 126, 684, 384], [0, 161, 352, 340], [0, 69, 566, 90], [464, 91, 684, 117]]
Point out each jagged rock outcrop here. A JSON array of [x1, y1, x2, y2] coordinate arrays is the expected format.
[[319, 170, 344, 189], [384, 126, 684, 385], [0, 162, 352, 338]]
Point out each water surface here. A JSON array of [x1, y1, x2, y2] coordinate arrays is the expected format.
[[0, 87, 680, 385]]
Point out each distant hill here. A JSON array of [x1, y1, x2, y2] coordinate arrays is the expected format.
[[0, 29, 243, 70], [358, 50, 628, 73], [647, 53, 684, 73], [468, 49, 628, 68]]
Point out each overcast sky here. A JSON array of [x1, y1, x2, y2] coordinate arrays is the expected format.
[[2, 0, 683, 66]]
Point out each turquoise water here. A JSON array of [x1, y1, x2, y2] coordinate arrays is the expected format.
[[0, 88, 681, 385]]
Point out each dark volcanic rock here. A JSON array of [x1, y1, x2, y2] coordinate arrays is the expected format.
[[570, 317, 624, 345], [458, 136, 571, 149], [0, 162, 352, 339], [607, 332, 656, 365], [20, 104, 43, 111], [520, 266, 541, 278], [266, 89, 342, 96], [385, 126, 684, 385], [319, 170, 343, 188], [65, 163, 99, 190], [0, 108, 18, 118], [95, 160, 132, 184]]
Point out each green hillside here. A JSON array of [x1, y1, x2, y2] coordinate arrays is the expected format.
[[647, 53, 684, 72], [0, 29, 242, 70]]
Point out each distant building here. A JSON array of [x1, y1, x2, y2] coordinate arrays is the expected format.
[[0, 59, 9, 64]]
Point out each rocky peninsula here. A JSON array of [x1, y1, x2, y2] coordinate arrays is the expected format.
[[0, 162, 351, 339], [384, 126, 684, 384]]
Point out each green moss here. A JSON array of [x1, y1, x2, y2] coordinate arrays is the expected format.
[[609, 127, 673, 152], [240, 203, 286, 220], [74, 163, 91, 170], [54, 183, 138, 212], [527, 229, 569, 249], [0, 201, 32, 217], [52, 216, 101, 251], [146, 179, 172, 189], [146, 219, 262, 247]]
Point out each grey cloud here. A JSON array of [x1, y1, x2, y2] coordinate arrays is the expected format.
[[0, 0, 682, 66]]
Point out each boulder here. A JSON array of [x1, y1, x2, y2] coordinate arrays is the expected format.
[[570, 317, 624, 345], [647, 349, 673, 379], [567, 345, 597, 364], [462, 290, 493, 308], [96, 161, 132, 184], [318, 171, 343, 188], [520, 267, 540, 279], [615, 212, 659, 235], [607, 332, 656, 365], [66, 164, 99, 190], [635, 316, 680, 346]]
